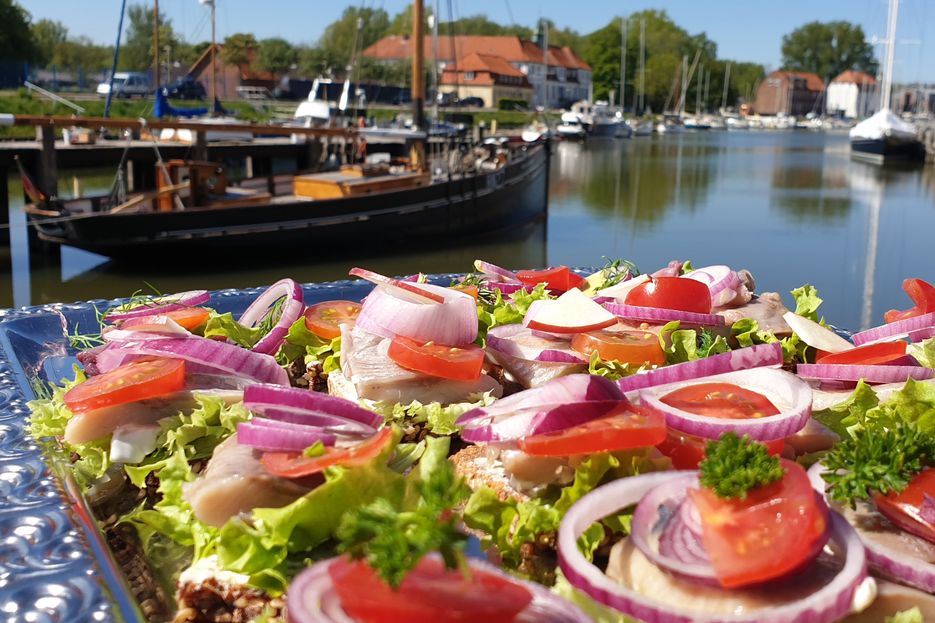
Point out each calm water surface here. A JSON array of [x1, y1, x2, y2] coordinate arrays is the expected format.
[[5, 131, 935, 331]]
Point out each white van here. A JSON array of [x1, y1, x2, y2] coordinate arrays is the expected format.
[[96, 72, 151, 98]]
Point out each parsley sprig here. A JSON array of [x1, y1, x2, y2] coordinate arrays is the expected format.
[[699, 433, 785, 500], [822, 420, 935, 507], [336, 458, 470, 588]]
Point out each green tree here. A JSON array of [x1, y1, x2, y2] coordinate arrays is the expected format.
[[0, 0, 38, 62], [119, 3, 180, 72], [221, 33, 257, 67], [581, 20, 630, 103], [316, 7, 391, 72], [781, 21, 877, 83], [31, 18, 68, 66], [256, 37, 297, 75], [51, 37, 112, 73], [175, 40, 211, 65], [643, 52, 680, 111]]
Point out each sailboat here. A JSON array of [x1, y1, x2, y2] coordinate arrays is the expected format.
[[21, 0, 549, 258], [850, 0, 925, 164]]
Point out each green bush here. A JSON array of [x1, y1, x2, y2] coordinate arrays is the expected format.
[[497, 98, 529, 111]]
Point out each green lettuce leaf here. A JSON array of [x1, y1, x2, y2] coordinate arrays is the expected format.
[[885, 607, 923, 623], [730, 318, 808, 365], [814, 378, 935, 440], [909, 337, 935, 369], [791, 284, 823, 322], [365, 392, 496, 436], [811, 380, 880, 438], [276, 318, 341, 373], [588, 351, 647, 381], [476, 284, 552, 344], [658, 321, 729, 365], [203, 312, 264, 348]]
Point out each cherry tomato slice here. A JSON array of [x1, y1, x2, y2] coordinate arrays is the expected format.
[[659, 382, 780, 420], [330, 556, 532, 623], [160, 307, 212, 330], [689, 460, 829, 588], [64, 358, 186, 414], [624, 276, 713, 314], [518, 404, 666, 456], [450, 284, 479, 300], [304, 300, 362, 340], [261, 427, 393, 479], [873, 469, 935, 545], [656, 430, 784, 470], [387, 336, 485, 381], [884, 278, 935, 323], [816, 341, 907, 366], [516, 266, 583, 293], [571, 329, 666, 366]]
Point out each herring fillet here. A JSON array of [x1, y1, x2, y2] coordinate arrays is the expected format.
[[340, 325, 502, 404], [183, 434, 311, 527], [716, 292, 793, 335]]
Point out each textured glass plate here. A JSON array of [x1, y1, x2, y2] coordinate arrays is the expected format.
[[0, 276, 461, 623]]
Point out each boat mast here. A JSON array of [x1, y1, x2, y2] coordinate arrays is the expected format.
[[200, 0, 219, 114], [721, 61, 731, 111], [619, 17, 626, 113], [695, 64, 702, 115], [153, 0, 160, 89], [638, 19, 645, 114], [431, 0, 439, 122], [881, 0, 899, 110], [410, 0, 426, 171]]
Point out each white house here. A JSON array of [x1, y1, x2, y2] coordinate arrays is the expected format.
[[827, 70, 877, 119]]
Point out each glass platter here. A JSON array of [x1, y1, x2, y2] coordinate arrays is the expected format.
[[0, 276, 466, 623]]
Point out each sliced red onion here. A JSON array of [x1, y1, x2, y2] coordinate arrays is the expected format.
[[796, 363, 934, 384], [909, 326, 935, 343], [639, 367, 812, 441], [616, 342, 783, 393], [287, 554, 591, 623], [486, 324, 586, 365], [921, 494, 935, 526], [356, 283, 477, 346], [238, 278, 304, 355], [474, 259, 519, 282], [103, 290, 211, 322], [493, 282, 534, 295], [630, 473, 719, 584], [236, 419, 336, 452], [603, 301, 724, 327], [96, 337, 289, 386], [102, 317, 191, 342], [558, 471, 869, 623], [683, 266, 742, 307], [244, 384, 382, 430], [852, 312, 935, 346]]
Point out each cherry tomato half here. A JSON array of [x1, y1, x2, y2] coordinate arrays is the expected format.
[[64, 358, 186, 414], [816, 341, 907, 366], [571, 329, 665, 366], [387, 336, 485, 381], [261, 427, 393, 479], [516, 266, 584, 293], [304, 300, 362, 340], [873, 468, 935, 545], [329, 556, 532, 623], [656, 430, 784, 470], [518, 404, 666, 456], [884, 278, 935, 323], [659, 382, 780, 420], [624, 276, 713, 314], [689, 459, 829, 588]]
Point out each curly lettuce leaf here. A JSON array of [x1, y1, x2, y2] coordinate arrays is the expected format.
[[790, 284, 823, 322], [658, 321, 729, 365], [813, 378, 935, 440], [588, 351, 647, 381], [909, 337, 935, 369], [276, 318, 341, 372], [731, 318, 808, 365], [203, 312, 264, 348], [365, 392, 496, 436], [476, 284, 552, 344]]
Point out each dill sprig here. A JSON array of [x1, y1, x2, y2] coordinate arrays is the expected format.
[[598, 257, 640, 288], [822, 420, 935, 508], [699, 433, 785, 500], [336, 459, 470, 588]]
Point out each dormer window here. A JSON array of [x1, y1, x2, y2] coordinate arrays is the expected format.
[[465, 71, 475, 80]]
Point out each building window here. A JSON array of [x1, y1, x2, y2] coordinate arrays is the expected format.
[[465, 71, 475, 81]]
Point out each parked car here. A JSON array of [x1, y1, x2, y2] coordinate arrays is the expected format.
[[163, 76, 206, 100], [96, 72, 150, 98], [459, 96, 485, 108], [436, 91, 457, 107]]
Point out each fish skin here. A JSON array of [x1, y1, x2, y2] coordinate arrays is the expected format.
[[64, 394, 200, 445], [183, 434, 312, 528]]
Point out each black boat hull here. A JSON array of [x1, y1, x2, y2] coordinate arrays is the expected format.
[[850, 136, 925, 165], [32, 144, 550, 259]]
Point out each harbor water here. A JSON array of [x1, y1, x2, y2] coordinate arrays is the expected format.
[[5, 130, 935, 331]]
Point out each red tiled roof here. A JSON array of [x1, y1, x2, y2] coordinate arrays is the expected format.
[[769, 70, 825, 91], [440, 52, 531, 87], [831, 70, 876, 85], [363, 35, 590, 71]]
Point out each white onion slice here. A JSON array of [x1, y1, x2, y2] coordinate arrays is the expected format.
[[782, 312, 854, 353]]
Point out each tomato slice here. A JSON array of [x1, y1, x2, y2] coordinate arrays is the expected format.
[[330, 556, 532, 623], [659, 382, 780, 420], [518, 404, 666, 456], [656, 430, 784, 469], [689, 459, 829, 588], [884, 278, 935, 323], [816, 341, 907, 366], [873, 469, 935, 544], [571, 329, 665, 366], [304, 300, 362, 340], [64, 358, 186, 414], [450, 284, 479, 300], [516, 266, 584, 293], [387, 336, 485, 381], [261, 427, 393, 479], [624, 276, 713, 314], [161, 307, 211, 330]]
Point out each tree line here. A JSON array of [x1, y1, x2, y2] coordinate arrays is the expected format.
[[2, 0, 877, 111]]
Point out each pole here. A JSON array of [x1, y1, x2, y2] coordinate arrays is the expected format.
[[881, 0, 899, 110], [211, 0, 218, 114], [721, 61, 731, 111], [153, 0, 160, 89], [619, 17, 627, 114], [412, 0, 425, 131], [103, 0, 128, 119], [431, 0, 439, 122], [696, 64, 702, 116]]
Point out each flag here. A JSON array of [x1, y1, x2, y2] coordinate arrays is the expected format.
[[14, 155, 46, 204]]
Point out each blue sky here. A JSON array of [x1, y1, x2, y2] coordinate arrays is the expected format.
[[18, 0, 935, 82]]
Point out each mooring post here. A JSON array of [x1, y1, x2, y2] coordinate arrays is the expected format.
[[0, 165, 9, 246], [37, 125, 58, 198], [193, 131, 208, 162]]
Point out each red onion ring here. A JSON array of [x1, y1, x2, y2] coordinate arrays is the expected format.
[[603, 301, 725, 327], [356, 283, 477, 346], [486, 324, 587, 364], [493, 282, 534, 295], [238, 278, 304, 355], [638, 367, 812, 441], [558, 471, 870, 623], [852, 312, 935, 346], [616, 342, 783, 393], [683, 266, 742, 307], [103, 290, 210, 322], [236, 418, 337, 452], [287, 554, 592, 623], [796, 363, 934, 384], [474, 259, 519, 282], [244, 384, 382, 430]]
